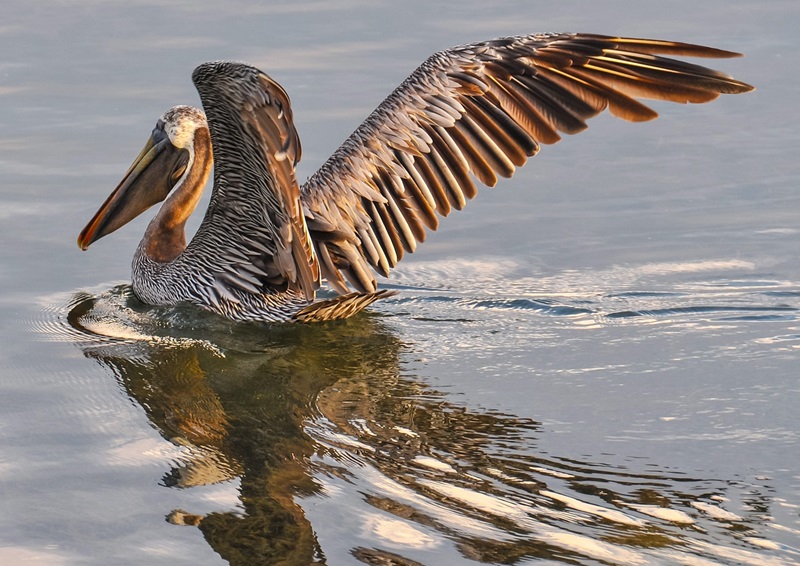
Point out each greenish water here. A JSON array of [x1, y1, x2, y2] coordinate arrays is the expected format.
[[1, 1, 798, 564]]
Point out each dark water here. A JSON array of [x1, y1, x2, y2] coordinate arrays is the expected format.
[[2, 1, 799, 564]]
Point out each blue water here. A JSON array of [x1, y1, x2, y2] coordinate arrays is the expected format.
[[1, 1, 799, 564]]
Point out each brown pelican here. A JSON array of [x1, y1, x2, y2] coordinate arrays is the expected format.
[[77, 33, 753, 323]]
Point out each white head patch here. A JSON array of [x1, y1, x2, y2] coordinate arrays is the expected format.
[[159, 105, 207, 149]]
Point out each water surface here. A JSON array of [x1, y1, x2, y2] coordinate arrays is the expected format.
[[1, 1, 799, 564]]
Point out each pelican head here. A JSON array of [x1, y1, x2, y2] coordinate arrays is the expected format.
[[78, 105, 209, 251]]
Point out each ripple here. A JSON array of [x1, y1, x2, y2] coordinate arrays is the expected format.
[[25, 274, 800, 564], [464, 297, 593, 316], [303, 383, 800, 565], [34, 284, 274, 355], [755, 334, 800, 344], [606, 291, 685, 298], [382, 260, 800, 338], [606, 304, 798, 320]]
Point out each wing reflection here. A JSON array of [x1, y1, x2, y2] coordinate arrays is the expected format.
[[61, 287, 796, 565]]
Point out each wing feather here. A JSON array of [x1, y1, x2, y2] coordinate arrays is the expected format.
[[299, 33, 753, 293], [185, 62, 319, 302]]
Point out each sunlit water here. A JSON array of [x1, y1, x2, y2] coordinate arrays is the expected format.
[[2, 0, 799, 565], [26, 261, 800, 565]]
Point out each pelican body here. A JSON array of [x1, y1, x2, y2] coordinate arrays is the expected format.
[[78, 33, 753, 323]]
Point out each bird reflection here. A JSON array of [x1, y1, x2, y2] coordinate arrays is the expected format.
[[64, 287, 793, 565], [68, 286, 403, 564]]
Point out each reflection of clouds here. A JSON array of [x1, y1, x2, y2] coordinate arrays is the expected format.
[[228, 0, 375, 15], [247, 38, 413, 72], [362, 514, 440, 550], [609, 427, 800, 444], [109, 35, 226, 51], [0, 86, 27, 95], [111, 0, 376, 16], [619, 258, 756, 276], [629, 503, 694, 524], [0, 201, 66, 219], [0, 547, 72, 566], [755, 228, 800, 235], [105, 436, 185, 467]]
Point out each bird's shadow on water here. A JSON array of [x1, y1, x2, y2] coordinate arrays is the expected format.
[[51, 284, 797, 565]]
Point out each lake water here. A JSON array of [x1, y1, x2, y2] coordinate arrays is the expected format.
[[1, 1, 799, 564]]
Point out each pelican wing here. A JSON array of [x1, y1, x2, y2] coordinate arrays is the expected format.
[[300, 33, 753, 293], [187, 62, 319, 305]]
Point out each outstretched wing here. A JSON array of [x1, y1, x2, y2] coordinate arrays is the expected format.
[[186, 61, 318, 307], [300, 33, 753, 294]]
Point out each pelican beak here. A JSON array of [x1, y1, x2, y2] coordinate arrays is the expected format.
[[77, 129, 189, 250]]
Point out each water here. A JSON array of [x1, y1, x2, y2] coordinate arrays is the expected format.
[[1, 1, 799, 564]]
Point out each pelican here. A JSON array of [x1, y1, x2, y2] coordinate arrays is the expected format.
[[77, 33, 753, 323]]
